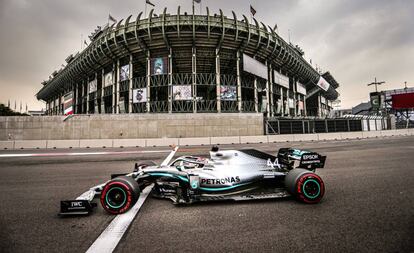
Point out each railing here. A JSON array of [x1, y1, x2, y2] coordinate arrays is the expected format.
[[150, 101, 169, 113], [196, 100, 217, 112], [220, 74, 237, 86], [172, 101, 193, 113], [151, 74, 169, 87], [221, 101, 238, 112], [103, 86, 113, 97], [132, 102, 147, 113], [119, 80, 129, 92], [242, 101, 255, 112], [196, 73, 216, 85], [132, 77, 147, 88], [266, 118, 366, 135], [172, 73, 192, 85]]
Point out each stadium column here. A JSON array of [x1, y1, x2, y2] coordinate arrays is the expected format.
[[236, 51, 242, 112], [101, 69, 105, 114], [280, 87, 284, 116], [58, 96, 61, 115], [116, 59, 120, 114], [215, 48, 221, 113], [293, 77, 297, 117], [146, 51, 151, 113], [128, 55, 133, 114], [303, 95, 307, 117], [73, 84, 77, 114], [94, 72, 98, 114], [86, 78, 90, 114], [111, 63, 116, 114], [286, 89, 290, 116], [168, 48, 172, 113], [192, 47, 197, 113], [265, 61, 270, 116], [81, 80, 85, 114], [254, 77, 258, 113], [269, 65, 274, 117], [318, 94, 322, 117]]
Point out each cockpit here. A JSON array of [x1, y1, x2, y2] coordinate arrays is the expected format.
[[170, 156, 207, 171]]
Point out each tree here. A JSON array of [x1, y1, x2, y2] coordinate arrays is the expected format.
[[0, 104, 29, 116]]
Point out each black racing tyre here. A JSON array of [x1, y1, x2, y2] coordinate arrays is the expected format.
[[285, 168, 325, 204], [100, 176, 140, 214]]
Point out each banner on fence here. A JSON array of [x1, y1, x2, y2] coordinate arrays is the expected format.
[[133, 88, 147, 103]]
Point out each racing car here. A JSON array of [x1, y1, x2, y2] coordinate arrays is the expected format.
[[60, 146, 326, 216]]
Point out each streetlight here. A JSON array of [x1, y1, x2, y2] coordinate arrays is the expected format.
[[367, 77, 385, 92]]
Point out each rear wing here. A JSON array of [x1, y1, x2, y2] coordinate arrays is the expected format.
[[277, 148, 326, 170]]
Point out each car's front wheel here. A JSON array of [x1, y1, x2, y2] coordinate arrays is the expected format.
[[285, 168, 325, 204], [100, 176, 140, 214]]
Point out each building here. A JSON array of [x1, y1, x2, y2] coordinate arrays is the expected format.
[[36, 8, 339, 118]]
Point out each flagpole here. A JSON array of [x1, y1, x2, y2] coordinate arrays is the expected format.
[[192, 0, 195, 16], [145, 3, 147, 18]]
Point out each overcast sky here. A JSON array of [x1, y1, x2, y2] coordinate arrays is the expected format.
[[0, 0, 413, 110]]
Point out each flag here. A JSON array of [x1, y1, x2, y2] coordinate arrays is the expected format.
[[194, 0, 201, 3], [84, 40, 88, 46], [26, 103, 28, 113], [20, 101, 22, 112], [108, 14, 117, 23], [8, 99, 10, 108], [14, 100, 16, 110], [146, 0, 155, 7], [63, 92, 74, 121], [273, 24, 278, 31], [250, 5, 256, 16]]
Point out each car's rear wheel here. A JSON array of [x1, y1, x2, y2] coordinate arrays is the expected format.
[[285, 168, 325, 204], [100, 176, 140, 214]]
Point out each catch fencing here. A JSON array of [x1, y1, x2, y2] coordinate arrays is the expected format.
[[265, 116, 389, 135]]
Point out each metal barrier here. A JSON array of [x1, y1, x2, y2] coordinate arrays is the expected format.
[[266, 118, 365, 135]]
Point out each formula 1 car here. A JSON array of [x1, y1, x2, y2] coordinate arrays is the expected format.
[[60, 146, 326, 216]]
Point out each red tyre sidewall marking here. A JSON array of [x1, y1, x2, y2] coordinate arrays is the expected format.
[[296, 173, 325, 204], [100, 181, 133, 214]]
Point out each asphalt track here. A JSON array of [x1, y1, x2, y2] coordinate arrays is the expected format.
[[0, 136, 413, 253]]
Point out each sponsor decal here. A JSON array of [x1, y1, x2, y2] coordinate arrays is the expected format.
[[303, 154, 319, 160], [133, 88, 147, 103], [88, 79, 97, 93], [267, 158, 281, 169], [173, 85, 192, 100], [316, 76, 330, 91], [201, 176, 241, 185], [120, 64, 130, 81], [220, 86, 237, 101], [151, 57, 168, 75], [104, 72, 113, 87], [71, 201, 83, 207]]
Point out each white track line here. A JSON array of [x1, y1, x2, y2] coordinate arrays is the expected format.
[[0, 150, 171, 158], [86, 185, 154, 253]]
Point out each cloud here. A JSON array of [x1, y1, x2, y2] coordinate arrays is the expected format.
[[0, 0, 412, 110]]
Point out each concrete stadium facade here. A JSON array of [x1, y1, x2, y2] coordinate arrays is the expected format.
[[36, 8, 339, 118]]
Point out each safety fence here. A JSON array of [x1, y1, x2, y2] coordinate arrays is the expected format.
[[266, 116, 390, 135]]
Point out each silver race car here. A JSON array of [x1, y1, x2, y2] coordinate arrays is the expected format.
[[60, 146, 326, 216]]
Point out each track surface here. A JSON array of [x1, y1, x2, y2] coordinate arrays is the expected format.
[[0, 136, 413, 253]]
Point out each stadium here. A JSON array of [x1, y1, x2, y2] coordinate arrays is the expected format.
[[36, 7, 339, 118]]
